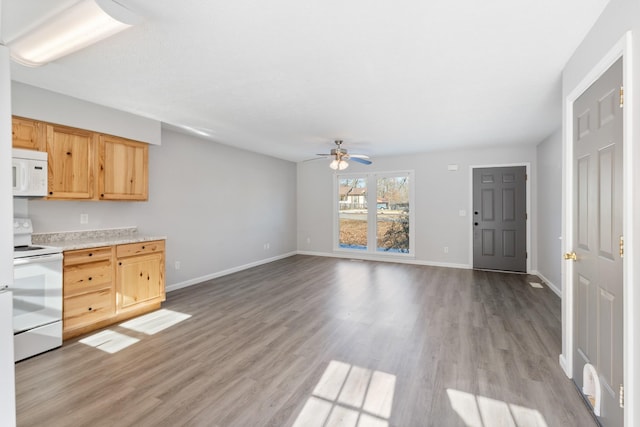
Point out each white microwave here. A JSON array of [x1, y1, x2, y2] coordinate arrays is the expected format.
[[12, 148, 48, 197]]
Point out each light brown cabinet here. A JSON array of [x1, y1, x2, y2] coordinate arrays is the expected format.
[[117, 241, 165, 312], [11, 116, 149, 201], [12, 116, 45, 151], [63, 247, 115, 339], [62, 240, 165, 340], [98, 135, 148, 200], [46, 123, 96, 199]]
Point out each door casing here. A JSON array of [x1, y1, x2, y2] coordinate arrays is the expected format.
[[561, 32, 634, 426], [469, 162, 531, 274]]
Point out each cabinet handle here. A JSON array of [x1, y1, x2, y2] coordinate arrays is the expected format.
[[100, 194, 104, 198], [49, 191, 53, 195], [88, 277, 92, 281], [88, 253, 93, 257], [88, 307, 93, 311], [119, 262, 122, 266], [142, 246, 146, 249]]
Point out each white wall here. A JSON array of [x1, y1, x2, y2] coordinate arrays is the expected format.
[[12, 82, 161, 145], [298, 144, 537, 269], [536, 128, 562, 295], [561, 0, 640, 424], [26, 129, 297, 289], [0, 44, 17, 427]]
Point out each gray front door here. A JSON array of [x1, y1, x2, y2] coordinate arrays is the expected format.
[[472, 166, 527, 273], [571, 57, 623, 427]]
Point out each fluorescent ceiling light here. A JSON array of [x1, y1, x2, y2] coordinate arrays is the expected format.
[[7, 0, 139, 67]]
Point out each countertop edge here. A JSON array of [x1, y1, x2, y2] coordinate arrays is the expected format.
[[54, 236, 166, 251]]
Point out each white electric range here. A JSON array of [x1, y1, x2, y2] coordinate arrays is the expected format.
[[11, 218, 63, 361]]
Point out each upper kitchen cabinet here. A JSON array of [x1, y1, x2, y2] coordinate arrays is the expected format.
[[98, 135, 148, 201], [13, 115, 151, 201], [12, 116, 45, 151], [46, 124, 96, 200]]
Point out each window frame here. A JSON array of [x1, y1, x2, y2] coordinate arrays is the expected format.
[[333, 170, 415, 257]]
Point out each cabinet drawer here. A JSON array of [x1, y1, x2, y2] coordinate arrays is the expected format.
[[116, 240, 165, 258], [64, 288, 114, 330], [64, 247, 113, 266], [64, 260, 113, 295]]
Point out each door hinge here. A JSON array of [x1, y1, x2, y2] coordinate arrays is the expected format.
[[525, 213, 528, 220], [526, 252, 528, 259], [619, 235, 624, 258], [620, 86, 624, 108], [620, 384, 624, 408]]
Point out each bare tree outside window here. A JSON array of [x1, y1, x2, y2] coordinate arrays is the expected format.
[[338, 177, 368, 250], [376, 176, 410, 253]]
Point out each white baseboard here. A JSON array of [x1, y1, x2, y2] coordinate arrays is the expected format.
[[166, 251, 297, 293], [531, 270, 562, 297], [296, 250, 472, 270], [559, 354, 571, 378]]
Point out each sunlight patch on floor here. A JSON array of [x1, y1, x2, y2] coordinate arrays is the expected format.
[[447, 388, 549, 427], [79, 330, 140, 354], [119, 309, 191, 335], [293, 360, 395, 427]]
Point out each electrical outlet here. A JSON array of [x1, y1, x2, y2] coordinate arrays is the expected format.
[[175, 261, 181, 270], [444, 246, 449, 254], [80, 214, 88, 224], [306, 237, 311, 244]]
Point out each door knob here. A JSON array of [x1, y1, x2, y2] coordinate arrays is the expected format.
[[564, 252, 577, 261]]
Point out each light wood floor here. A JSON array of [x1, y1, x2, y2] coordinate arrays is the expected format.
[[15, 255, 597, 426]]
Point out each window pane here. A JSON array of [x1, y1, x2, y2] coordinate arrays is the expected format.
[[339, 177, 367, 250], [376, 176, 410, 253]]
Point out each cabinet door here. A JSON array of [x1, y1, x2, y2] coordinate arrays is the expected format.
[[117, 253, 164, 310], [98, 135, 148, 200], [46, 124, 96, 199], [12, 117, 45, 151]]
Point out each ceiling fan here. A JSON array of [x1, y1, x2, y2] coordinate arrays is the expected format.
[[315, 140, 372, 170]]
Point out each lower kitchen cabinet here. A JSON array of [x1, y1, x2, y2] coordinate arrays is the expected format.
[[62, 240, 165, 340], [117, 241, 165, 312], [63, 247, 115, 339], [64, 289, 115, 331]]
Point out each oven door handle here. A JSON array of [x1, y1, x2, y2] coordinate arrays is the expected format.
[[14, 253, 63, 265]]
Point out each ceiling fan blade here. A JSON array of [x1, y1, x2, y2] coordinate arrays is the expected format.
[[350, 157, 372, 165], [349, 154, 370, 159], [303, 156, 328, 162]]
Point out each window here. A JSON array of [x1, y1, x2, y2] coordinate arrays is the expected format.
[[337, 177, 368, 250], [336, 171, 414, 255]]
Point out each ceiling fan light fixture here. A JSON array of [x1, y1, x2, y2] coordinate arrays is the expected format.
[[330, 159, 349, 170], [7, 0, 140, 67]]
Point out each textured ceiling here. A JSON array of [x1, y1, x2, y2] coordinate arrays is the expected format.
[[1, 0, 609, 161]]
